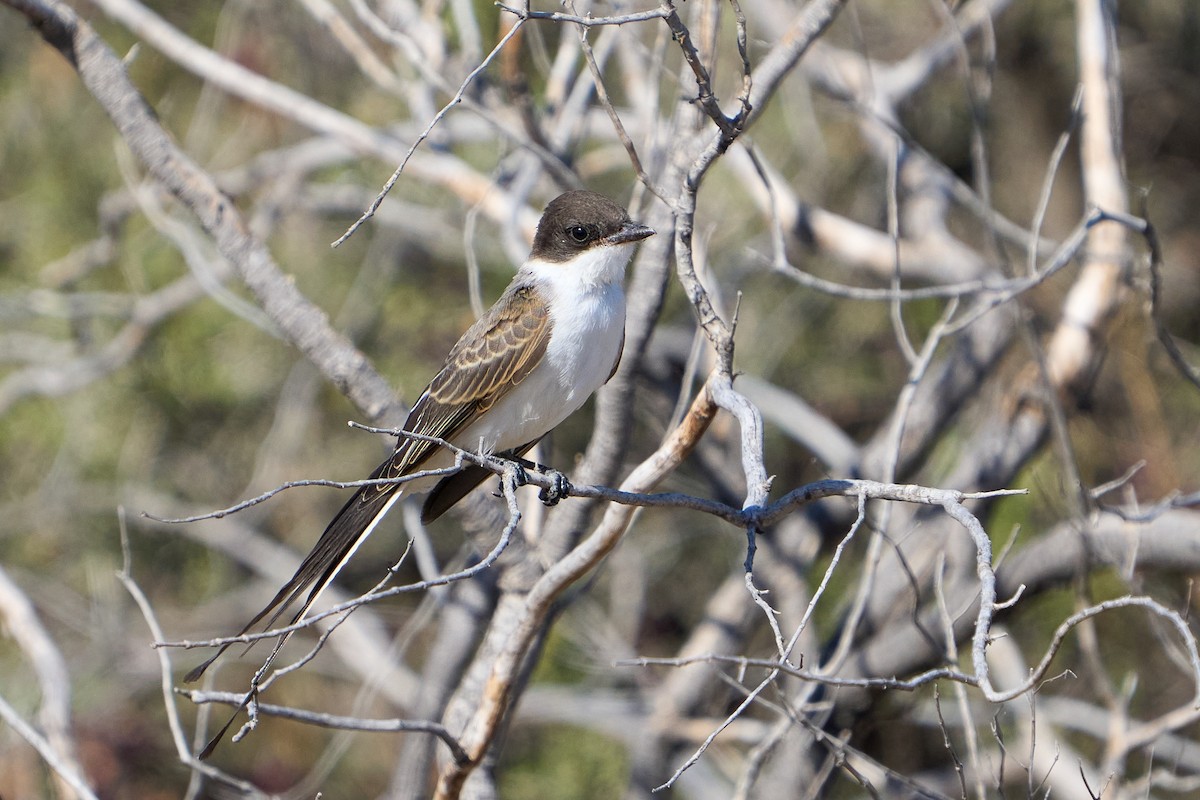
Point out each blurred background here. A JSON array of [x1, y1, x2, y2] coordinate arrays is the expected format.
[[2, 0, 1199, 797]]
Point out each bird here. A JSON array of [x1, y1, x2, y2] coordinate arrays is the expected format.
[[186, 190, 653, 687]]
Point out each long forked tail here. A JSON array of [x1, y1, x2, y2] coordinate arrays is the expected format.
[[187, 457, 407, 759], [184, 458, 405, 684]]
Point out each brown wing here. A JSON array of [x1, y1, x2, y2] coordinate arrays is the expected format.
[[399, 280, 552, 465], [186, 280, 552, 688]]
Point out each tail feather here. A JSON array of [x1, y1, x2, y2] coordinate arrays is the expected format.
[[420, 440, 540, 523], [188, 457, 407, 759], [184, 458, 402, 684]]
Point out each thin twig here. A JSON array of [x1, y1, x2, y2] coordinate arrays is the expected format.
[[0, 694, 100, 800], [182, 690, 469, 765], [332, 19, 527, 247], [496, 2, 673, 27], [114, 509, 265, 795]]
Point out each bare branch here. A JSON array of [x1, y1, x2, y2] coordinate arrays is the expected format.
[[0, 566, 93, 800], [181, 689, 469, 765]]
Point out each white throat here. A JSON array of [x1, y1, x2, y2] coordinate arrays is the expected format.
[[523, 241, 636, 293]]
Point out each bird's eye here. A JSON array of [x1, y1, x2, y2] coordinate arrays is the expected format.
[[568, 225, 590, 243]]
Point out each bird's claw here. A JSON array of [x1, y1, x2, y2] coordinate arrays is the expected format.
[[538, 469, 572, 507], [510, 462, 531, 488]]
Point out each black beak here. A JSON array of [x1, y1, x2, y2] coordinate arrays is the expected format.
[[606, 222, 655, 246]]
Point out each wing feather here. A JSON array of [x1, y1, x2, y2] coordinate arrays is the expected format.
[[399, 281, 550, 452]]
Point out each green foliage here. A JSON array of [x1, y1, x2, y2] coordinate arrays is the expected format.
[[499, 725, 628, 800]]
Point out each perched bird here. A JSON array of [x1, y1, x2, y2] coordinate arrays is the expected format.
[[187, 190, 653, 686]]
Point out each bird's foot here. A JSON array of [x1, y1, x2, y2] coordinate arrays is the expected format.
[[508, 461, 531, 489], [538, 469, 572, 507]]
